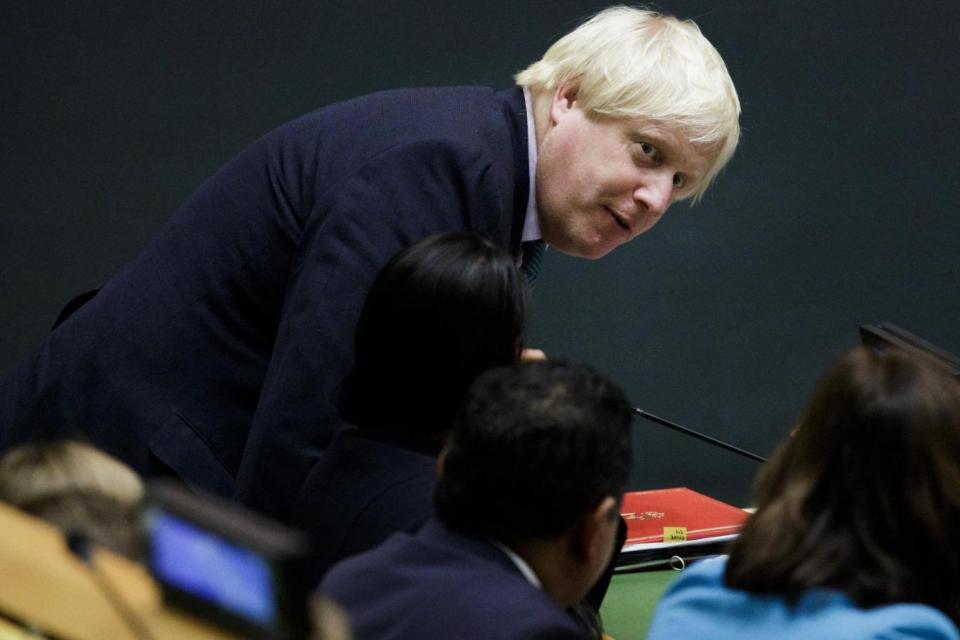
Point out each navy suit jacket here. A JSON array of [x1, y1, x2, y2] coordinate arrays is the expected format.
[[291, 426, 436, 585], [0, 87, 530, 515], [321, 518, 591, 640]]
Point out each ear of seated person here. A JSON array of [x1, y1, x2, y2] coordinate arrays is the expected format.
[[319, 360, 634, 640], [291, 232, 525, 583], [646, 347, 960, 640]]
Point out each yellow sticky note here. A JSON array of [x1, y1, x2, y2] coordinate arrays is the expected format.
[[663, 527, 687, 542]]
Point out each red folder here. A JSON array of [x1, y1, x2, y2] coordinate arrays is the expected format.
[[621, 487, 748, 545]]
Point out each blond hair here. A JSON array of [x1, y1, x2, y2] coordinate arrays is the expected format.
[[516, 6, 741, 201]]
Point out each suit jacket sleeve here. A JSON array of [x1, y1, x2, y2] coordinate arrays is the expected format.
[[235, 136, 512, 516]]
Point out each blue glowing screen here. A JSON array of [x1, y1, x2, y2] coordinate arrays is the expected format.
[[148, 511, 276, 627]]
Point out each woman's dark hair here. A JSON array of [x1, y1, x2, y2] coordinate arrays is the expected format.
[[725, 347, 960, 624], [339, 232, 525, 450]]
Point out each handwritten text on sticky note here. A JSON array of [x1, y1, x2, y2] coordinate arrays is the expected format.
[[663, 527, 687, 542]]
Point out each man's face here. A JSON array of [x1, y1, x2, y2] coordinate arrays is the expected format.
[[535, 84, 710, 259], [567, 495, 622, 606]]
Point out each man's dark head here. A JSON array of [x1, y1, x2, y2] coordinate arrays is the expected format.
[[435, 360, 633, 542]]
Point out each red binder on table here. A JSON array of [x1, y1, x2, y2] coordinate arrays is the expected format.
[[621, 487, 749, 545], [616, 487, 749, 570]]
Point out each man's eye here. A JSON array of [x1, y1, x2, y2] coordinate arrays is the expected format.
[[639, 142, 656, 157], [673, 173, 685, 188]]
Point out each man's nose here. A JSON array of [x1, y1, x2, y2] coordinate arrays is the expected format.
[[634, 171, 674, 219]]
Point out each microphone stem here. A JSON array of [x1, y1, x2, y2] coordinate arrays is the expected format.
[[633, 408, 767, 463]]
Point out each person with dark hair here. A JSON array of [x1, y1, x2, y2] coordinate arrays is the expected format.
[[320, 360, 634, 640], [291, 231, 525, 581], [647, 347, 960, 639]]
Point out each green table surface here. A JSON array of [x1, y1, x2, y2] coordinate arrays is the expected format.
[[600, 569, 680, 640]]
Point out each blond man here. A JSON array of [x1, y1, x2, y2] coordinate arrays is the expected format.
[[1, 7, 740, 522]]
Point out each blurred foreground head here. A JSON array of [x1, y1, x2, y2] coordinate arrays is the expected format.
[[0, 440, 144, 559]]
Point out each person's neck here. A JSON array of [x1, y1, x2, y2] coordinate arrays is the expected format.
[[508, 536, 584, 607]]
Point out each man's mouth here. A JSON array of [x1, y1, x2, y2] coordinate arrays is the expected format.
[[605, 207, 632, 233]]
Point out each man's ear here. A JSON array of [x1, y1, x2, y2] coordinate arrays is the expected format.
[[570, 495, 619, 562], [549, 80, 580, 125]]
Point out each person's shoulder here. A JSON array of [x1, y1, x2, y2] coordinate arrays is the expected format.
[[662, 555, 728, 594], [785, 596, 960, 640], [652, 557, 960, 640], [415, 567, 589, 640], [233, 85, 521, 160], [295, 435, 430, 517], [647, 556, 757, 639], [355, 449, 435, 514], [857, 602, 960, 640], [323, 528, 587, 638], [319, 527, 411, 588], [428, 540, 587, 636], [291, 430, 390, 537], [309, 85, 502, 124], [491, 586, 589, 639], [339, 442, 436, 549], [651, 556, 737, 622], [245, 86, 497, 149], [351, 85, 501, 106]]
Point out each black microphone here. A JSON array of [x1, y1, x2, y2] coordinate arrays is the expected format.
[[64, 530, 157, 640], [633, 407, 767, 463]]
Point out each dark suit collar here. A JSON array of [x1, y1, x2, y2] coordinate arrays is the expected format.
[[497, 86, 532, 257]]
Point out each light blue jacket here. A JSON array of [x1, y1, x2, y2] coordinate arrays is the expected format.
[[647, 556, 959, 640]]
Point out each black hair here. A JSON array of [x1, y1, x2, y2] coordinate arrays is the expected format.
[[339, 232, 525, 450], [435, 360, 633, 540]]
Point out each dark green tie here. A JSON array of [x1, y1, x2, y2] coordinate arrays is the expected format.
[[520, 239, 545, 285]]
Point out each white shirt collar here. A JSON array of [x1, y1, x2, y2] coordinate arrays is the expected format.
[[490, 539, 542, 589], [521, 87, 542, 243]]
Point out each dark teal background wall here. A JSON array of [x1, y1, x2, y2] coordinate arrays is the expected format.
[[2, 2, 959, 506]]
